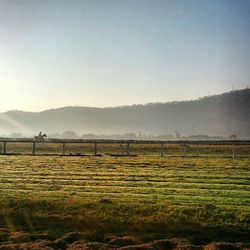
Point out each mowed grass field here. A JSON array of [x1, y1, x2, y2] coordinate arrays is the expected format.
[[0, 154, 249, 244]]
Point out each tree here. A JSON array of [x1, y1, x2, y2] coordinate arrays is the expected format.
[[175, 130, 180, 139], [228, 134, 237, 140]]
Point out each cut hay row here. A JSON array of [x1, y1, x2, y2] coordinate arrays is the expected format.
[[0, 156, 249, 208]]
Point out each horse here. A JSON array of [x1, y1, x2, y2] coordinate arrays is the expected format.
[[34, 133, 47, 142]]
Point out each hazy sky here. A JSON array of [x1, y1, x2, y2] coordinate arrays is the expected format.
[[0, 0, 249, 112]]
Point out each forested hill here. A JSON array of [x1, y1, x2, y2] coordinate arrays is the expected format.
[[0, 89, 250, 138]]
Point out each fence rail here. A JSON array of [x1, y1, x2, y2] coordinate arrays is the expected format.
[[0, 138, 250, 158]]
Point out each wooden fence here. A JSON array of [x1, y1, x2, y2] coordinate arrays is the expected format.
[[0, 138, 250, 158]]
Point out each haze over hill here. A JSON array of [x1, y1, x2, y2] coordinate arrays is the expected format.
[[0, 89, 249, 139]]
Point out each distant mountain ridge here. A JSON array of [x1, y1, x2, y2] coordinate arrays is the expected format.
[[0, 89, 250, 138]]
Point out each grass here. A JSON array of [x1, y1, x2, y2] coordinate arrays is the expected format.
[[1, 142, 250, 157], [0, 155, 249, 243]]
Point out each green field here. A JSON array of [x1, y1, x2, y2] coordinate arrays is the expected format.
[[0, 154, 249, 247]]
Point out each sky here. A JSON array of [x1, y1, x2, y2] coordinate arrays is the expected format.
[[0, 0, 250, 112]]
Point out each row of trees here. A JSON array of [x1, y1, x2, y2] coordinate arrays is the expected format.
[[2, 131, 238, 140]]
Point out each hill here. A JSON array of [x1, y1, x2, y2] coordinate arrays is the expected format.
[[0, 89, 250, 138]]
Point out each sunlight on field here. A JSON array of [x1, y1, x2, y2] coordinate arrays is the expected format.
[[0, 155, 249, 244], [0, 156, 249, 205]]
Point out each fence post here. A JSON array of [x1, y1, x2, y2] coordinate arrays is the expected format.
[[3, 142, 6, 155], [196, 144, 199, 157], [127, 142, 130, 156], [62, 142, 66, 155], [160, 143, 164, 157], [94, 142, 97, 156], [32, 141, 36, 155], [232, 144, 235, 158]]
